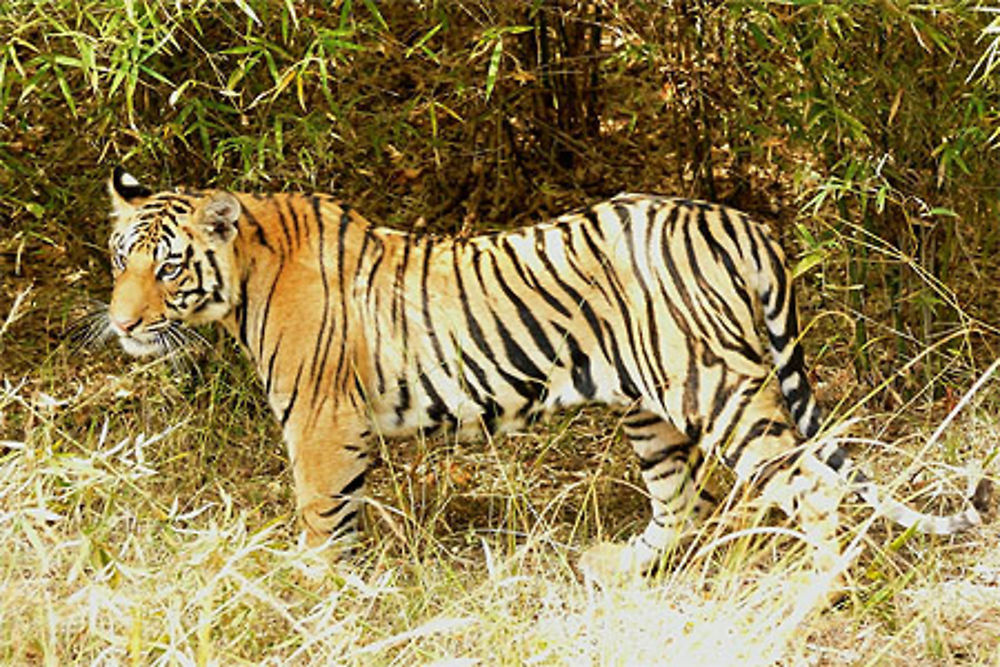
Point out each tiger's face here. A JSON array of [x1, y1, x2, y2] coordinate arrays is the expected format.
[[102, 167, 242, 357]]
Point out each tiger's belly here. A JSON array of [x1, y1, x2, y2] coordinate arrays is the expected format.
[[367, 362, 627, 442]]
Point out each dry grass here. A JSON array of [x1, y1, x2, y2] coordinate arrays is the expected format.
[[2, 298, 998, 665]]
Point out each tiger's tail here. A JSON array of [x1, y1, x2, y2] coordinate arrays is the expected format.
[[753, 229, 822, 439], [807, 439, 987, 534], [849, 465, 984, 533]]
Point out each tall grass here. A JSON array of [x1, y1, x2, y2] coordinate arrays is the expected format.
[[2, 330, 998, 663], [3, 270, 999, 664]]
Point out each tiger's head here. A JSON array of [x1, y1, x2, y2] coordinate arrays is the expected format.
[[94, 167, 243, 357]]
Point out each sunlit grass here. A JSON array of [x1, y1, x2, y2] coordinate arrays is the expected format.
[[2, 322, 997, 665]]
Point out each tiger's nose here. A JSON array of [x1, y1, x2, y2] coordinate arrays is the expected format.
[[110, 315, 142, 334]]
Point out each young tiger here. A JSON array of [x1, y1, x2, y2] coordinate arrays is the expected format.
[[84, 167, 986, 580]]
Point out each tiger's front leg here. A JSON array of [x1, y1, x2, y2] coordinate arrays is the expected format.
[[283, 404, 370, 548]]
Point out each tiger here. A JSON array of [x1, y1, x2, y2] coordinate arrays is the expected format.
[[81, 166, 988, 581]]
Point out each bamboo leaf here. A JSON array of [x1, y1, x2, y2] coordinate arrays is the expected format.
[[233, 0, 261, 27], [485, 39, 502, 101], [405, 22, 443, 59]]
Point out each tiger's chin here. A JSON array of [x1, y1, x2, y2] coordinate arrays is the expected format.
[[116, 335, 167, 358]]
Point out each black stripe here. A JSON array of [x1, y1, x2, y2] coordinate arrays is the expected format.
[[257, 271, 282, 360], [656, 286, 698, 421], [713, 208, 754, 314], [393, 232, 414, 348], [240, 206, 272, 251], [550, 322, 596, 400], [418, 369, 455, 426], [637, 442, 690, 471], [340, 469, 367, 496], [604, 321, 641, 400], [330, 509, 358, 536], [533, 227, 610, 361], [329, 207, 354, 396], [623, 206, 672, 402], [393, 377, 411, 425], [696, 207, 754, 324], [624, 414, 664, 430], [457, 247, 543, 407], [421, 239, 449, 369], [458, 359, 504, 431], [681, 218, 761, 365], [364, 230, 386, 301], [236, 275, 250, 347], [373, 292, 386, 394], [317, 502, 345, 519], [767, 287, 800, 353], [583, 207, 607, 240], [491, 309, 548, 386], [501, 238, 572, 318], [308, 197, 336, 409], [581, 213, 657, 398], [274, 199, 293, 250], [826, 447, 847, 471], [707, 370, 737, 425], [280, 363, 304, 427], [489, 251, 561, 366], [264, 335, 281, 395], [724, 418, 792, 469], [757, 227, 787, 316], [575, 222, 650, 398], [471, 257, 550, 391], [286, 197, 303, 246]]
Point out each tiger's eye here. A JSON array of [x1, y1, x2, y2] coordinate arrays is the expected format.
[[157, 261, 183, 281]]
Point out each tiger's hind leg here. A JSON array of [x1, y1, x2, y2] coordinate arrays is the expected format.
[[715, 381, 847, 577], [579, 410, 715, 583], [755, 449, 847, 574]]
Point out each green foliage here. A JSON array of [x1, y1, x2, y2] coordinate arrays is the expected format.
[[0, 0, 997, 391], [3, 1, 997, 216]]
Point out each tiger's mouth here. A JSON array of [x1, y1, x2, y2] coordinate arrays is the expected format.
[[115, 330, 168, 357], [70, 306, 204, 361], [114, 318, 207, 359], [103, 317, 208, 375]]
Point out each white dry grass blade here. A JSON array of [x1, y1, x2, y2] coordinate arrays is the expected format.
[[351, 616, 479, 660], [923, 355, 1000, 453], [512, 563, 830, 665], [0, 284, 32, 343], [967, 6, 1000, 82]]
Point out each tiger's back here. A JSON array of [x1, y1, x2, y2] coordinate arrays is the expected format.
[[93, 170, 983, 583], [356, 194, 815, 445]]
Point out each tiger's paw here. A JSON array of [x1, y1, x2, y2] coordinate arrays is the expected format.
[[578, 541, 648, 587], [783, 566, 850, 611], [298, 528, 359, 561]]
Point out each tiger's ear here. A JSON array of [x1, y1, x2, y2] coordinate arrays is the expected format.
[[109, 166, 152, 218], [200, 191, 242, 242]]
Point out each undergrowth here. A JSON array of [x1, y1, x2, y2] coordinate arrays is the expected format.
[[2, 295, 999, 663]]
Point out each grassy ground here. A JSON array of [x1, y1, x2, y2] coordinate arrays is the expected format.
[[2, 216, 999, 665]]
